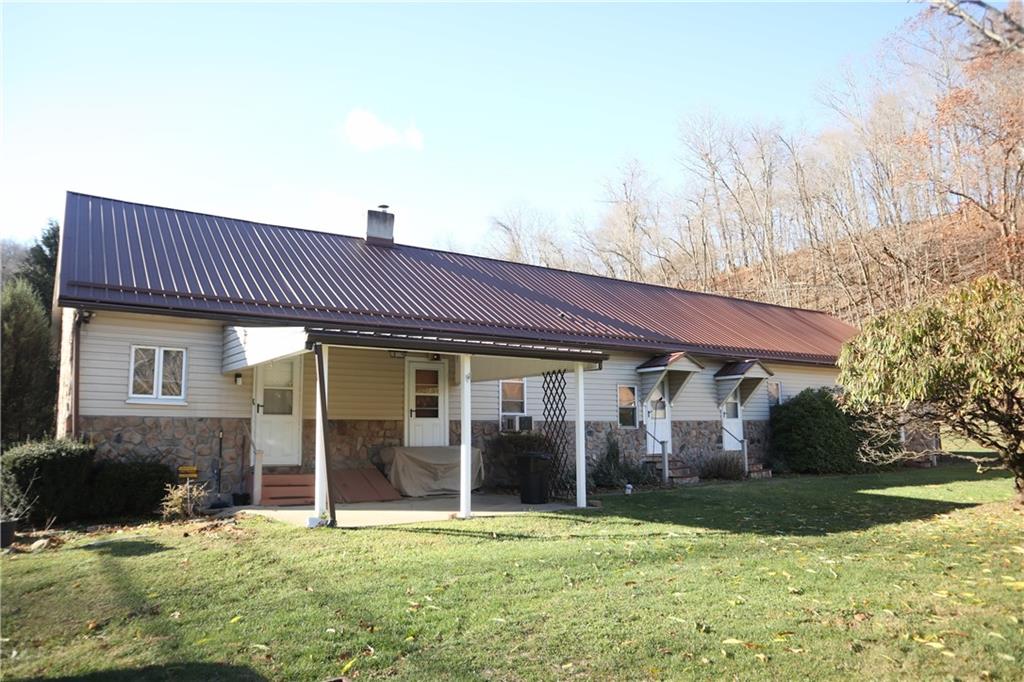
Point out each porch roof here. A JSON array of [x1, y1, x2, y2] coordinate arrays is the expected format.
[[304, 327, 608, 363]]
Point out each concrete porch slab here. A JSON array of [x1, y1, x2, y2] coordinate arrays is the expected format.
[[231, 493, 572, 528]]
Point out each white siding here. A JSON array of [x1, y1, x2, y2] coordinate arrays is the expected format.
[[739, 363, 839, 421], [661, 356, 839, 423], [449, 353, 648, 424], [79, 313, 840, 428], [223, 326, 307, 372], [300, 348, 405, 420], [79, 311, 252, 418], [670, 357, 725, 421]]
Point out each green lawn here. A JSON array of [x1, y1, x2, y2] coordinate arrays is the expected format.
[[2, 466, 1022, 681]]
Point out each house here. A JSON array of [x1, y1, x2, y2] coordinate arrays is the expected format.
[[53, 191, 857, 522]]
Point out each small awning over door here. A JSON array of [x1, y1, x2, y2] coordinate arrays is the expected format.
[[636, 352, 704, 405], [714, 360, 773, 406]]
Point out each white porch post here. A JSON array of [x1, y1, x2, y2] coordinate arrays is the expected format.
[[459, 354, 473, 519], [575, 362, 587, 508], [312, 346, 330, 525]]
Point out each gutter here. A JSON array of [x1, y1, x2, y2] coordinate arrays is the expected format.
[[58, 296, 842, 368], [71, 309, 84, 438]]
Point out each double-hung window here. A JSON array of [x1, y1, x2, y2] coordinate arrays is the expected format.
[[129, 345, 187, 402], [497, 376, 524, 430], [767, 381, 783, 407], [617, 385, 638, 428]]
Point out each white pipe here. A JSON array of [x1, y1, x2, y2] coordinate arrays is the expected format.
[[253, 450, 264, 505], [459, 354, 472, 519], [661, 439, 669, 485], [575, 362, 587, 508]]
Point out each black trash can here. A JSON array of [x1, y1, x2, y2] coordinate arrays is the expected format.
[[516, 451, 552, 504]]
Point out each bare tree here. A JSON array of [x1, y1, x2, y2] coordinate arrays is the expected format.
[[929, 0, 1024, 55], [478, 7, 1022, 324]]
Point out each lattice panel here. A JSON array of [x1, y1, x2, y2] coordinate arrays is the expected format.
[[541, 370, 573, 498]]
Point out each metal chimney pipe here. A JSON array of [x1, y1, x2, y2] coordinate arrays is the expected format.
[[366, 205, 394, 246]]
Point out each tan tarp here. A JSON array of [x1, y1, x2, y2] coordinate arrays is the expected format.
[[379, 446, 484, 497]]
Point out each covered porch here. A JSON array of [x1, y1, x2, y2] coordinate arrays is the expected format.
[[223, 324, 605, 527]]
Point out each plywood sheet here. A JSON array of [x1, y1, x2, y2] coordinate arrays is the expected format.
[[329, 467, 402, 503]]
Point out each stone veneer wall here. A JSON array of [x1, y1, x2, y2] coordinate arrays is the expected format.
[[585, 421, 647, 464], [270, 419, 403, 474], [79, 416, 404, 492], [449, 419, 649, 488], [449, 420, 506, 486], [671, 419, 770, 470], [80, 415, 772, 497], [79, 416, 251, 495]]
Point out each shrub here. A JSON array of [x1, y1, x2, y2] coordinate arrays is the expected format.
[[769, 388, 871, 475], [90, 459, 176, 518], [1, 468, 36, 522], [161, 480, 209, 521], [699, 452, 745, 480], [1, 439, 94, 524], [488, 431, 554, 459], [487, 431, 556, 487], [591, 434, 657, 488]]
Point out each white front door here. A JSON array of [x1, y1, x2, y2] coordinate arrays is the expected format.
[[721, 391, 743, 451], [253, 357, 303, 465], [406, 360, 448, 447], [645, 380, 672, 455]]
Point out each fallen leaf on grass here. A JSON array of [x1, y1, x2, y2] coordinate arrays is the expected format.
[[229, 615, 242, 624]]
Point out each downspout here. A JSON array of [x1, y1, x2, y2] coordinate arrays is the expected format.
[[71, 310, 85, 439]]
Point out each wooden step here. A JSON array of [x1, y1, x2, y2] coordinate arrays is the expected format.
[[261, 474, 315, 506]]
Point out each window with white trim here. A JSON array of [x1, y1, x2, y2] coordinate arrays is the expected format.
[[767, 381, 783, 407], [499, 379, 526, 418], [617, 385, 638, 427], [129, 345, 186, 401]]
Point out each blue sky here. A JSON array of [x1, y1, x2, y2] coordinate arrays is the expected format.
[[1, 2, 921, 250]]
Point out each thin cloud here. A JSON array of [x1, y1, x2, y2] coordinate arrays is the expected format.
[[341, 109, 423, 152]]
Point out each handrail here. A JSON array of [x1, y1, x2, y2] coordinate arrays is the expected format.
[[720, 425, 749, 477], [643, 427, 670, 485]]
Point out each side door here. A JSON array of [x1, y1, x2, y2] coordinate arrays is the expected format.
[[406, 360, 448, 446]]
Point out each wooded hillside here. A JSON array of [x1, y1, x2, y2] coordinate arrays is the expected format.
[[485, 3, 1023, 325]]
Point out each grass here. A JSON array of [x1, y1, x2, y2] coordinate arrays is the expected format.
[[2, 465, 1022, 681]]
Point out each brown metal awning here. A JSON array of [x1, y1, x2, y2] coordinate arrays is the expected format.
[[714, 359, 773, 406]]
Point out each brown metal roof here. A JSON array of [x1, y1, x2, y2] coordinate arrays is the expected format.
[[57, 191, 858, 364]]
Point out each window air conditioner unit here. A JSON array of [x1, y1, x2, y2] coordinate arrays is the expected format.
[[501, 415, 534, 432]]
